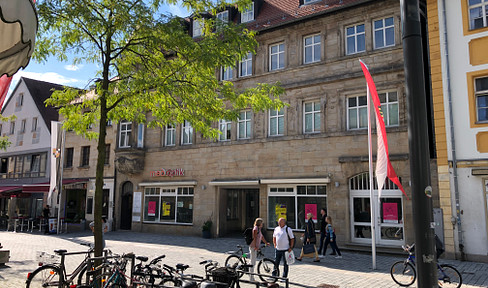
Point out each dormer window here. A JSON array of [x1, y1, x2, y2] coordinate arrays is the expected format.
[[304, 0, 320, 4], [193, 19, 203, 38], [241, 2, 254, 23]]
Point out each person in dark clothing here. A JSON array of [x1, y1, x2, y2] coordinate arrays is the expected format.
[[296, 213, 320, 262], [317, 208, 327, 257], [42, 205, 50, 234]]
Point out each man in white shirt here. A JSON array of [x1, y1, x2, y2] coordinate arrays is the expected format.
[[272, 217, 295, 281]]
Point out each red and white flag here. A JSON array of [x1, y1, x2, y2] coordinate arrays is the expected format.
[[360, 60, 407, 199]]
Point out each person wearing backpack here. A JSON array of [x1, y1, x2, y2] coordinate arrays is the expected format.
[[272, 218, 295, 282], [248, 218, 269, 281]]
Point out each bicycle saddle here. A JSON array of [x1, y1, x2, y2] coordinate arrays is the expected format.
[[181, 280, 198, 288], [176, 263, 190, 271], [54, 249, 67, 255], [136, 256, 149, 262]]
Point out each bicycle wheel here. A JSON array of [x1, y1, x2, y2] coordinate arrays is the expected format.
[[438, 264, 462, 288], [257, 258, 277, 283], [224, 255, 246, 278], [26, 265, 62, 288], [390, 261, 416, 286]]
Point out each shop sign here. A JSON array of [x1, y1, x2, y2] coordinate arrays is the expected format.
[[150, 168, 185, 177], [275, 204, 287, 220]]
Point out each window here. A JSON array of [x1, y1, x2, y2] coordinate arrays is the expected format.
[[476, 76, 488, 122], [119, 121, 132, 148], [269, 108, 285, 136], [379, 91, 399, 126], [106, 119, 113, 126], [32, 117, 38, 131], [241, 2, 254, 23], [346, 24, 365, 55], [238, 111, 251, 139], [65, 147, 74, 168], [219, 119, 232, 141], [374, 17, 395, 49], [181, 120, 193, 145], [304, 101, 321, 133], [20, 119, 26, 134], [18, 94, 24, 106], [137, 123, 144, 148], [0, 124, 2, 135], [267, 185, 327, 229], [80, 146, 90, 167], [217, 11, 228, 30], [469, 0, 488, 29], [193, 19, 203, 38], [30, 154, 40, 176], [347, 95, 367, 130], [304, 34, 321, 64], [221, 66, 233, 81], [270, 43, 285, 71], [143, 187, 194, 224], [239, 52, 252, 77], [9, 122, 15, 135], [104, 144, 110, 165], [165, 124, 176, 146], [304, 0, 320, 3]]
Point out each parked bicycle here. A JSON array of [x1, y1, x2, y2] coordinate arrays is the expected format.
[[132, 254, 167, 287], [224, 244, 276, 283], [390, 243, 462, 288], [79, 252, 134, 288]]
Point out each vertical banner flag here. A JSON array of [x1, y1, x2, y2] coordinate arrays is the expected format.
[[359, 60, 407, 199], [0, 75, 12, 110]]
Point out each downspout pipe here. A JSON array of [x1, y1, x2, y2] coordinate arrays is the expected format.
[[439, 0, 464, 260]]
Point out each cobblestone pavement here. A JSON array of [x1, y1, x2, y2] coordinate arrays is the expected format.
[[1, 230, 487, 288]]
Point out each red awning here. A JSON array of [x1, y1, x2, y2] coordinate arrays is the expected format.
[[0, 186, 22, 197], [21, 179, 88, 193]]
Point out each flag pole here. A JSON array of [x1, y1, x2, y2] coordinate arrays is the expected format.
[[367, 83, 377, 270]]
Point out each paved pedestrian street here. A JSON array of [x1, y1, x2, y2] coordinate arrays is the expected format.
[[0, 230, 487, 288]]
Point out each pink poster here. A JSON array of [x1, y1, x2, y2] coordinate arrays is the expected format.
[[304, 204, 317, 221], [383, 202, 398, 223], [148, 201, 156, 216]]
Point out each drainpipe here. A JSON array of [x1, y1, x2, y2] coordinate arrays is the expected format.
[[439, 0, 464, 260]]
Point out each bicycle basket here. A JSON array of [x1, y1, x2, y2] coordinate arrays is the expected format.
[[210, 267, 237, 288], [36, 251, 60, 265]]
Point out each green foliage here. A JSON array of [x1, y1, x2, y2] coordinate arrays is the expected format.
[[0, 114, 15, 150]]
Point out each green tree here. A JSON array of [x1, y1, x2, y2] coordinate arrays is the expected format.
[[36, 0, 284, 257]]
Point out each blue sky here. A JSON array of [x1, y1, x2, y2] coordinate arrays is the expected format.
[[8, 2, 190, 96]]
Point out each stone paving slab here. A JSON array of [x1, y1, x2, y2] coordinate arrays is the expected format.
[[0, 230, 487, 288]]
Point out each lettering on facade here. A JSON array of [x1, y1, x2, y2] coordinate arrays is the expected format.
[[150, 168, 185, 177]]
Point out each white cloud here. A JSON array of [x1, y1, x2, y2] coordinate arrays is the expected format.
[[167, 4, 189, 17], [64, 64, 83, 71], [7, 71, 81, 98]]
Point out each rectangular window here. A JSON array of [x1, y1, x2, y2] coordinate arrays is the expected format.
[[106, 119, 113, 126], [269, 108, 285, 136], [241, 2, 254, 23], [476, 76, 488, 122], [304, 101, 321, 133], [19, 94, 24, 106], [86, 197, 94, 215], [267, 185, 327, 229], [181, 120, 193, 145], [469, 0, 488, 30], [0, 124, 2, 135], [119, 121, 132, 148], [346, 24, 365, 55], [221, 66, 233, 81], [239, 52, 252, 77], [193, 19, 203, 38], [217, 10, 228, 30], [270, 43, 285, 71], [65, 147, 74, 168], [374, 17, 395, 49], [9, 122, 15, 135], [80, 146, 90, 167], [137, 123, 144, 148], [165, 124, 176, 146], [304, 34, 321, 64], [379, 91, 399, 126], [347, 95, 368, 130], [20, 119, 26, 134], [30, 154, 40, 177], [143, 187, 194, 224], [238, 111, 251, 139], [219, 119, 232, 141], [32, 117, 38, 131], [104, 144, 110, 165]]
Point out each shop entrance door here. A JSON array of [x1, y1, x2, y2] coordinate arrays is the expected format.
[[224, 188, 259, 235], [120, 182, 133, 230]]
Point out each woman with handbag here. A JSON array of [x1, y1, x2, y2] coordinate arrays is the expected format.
[[296, 212, 320, 262]]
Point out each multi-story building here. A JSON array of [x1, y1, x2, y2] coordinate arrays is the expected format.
[[428, 0, 488, 262], [0, 77, 62, 224], [112, 0, 439, 251]]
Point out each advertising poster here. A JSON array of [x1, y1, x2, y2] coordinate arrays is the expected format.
[[162, 202, 171, 216], [304, 204, 317, 221], [383, 202, 398, 223], [148, 201, 156, 216], [48, 218, 57, 233], [133, 192, 141, 213], [275, 204, 287, 220]]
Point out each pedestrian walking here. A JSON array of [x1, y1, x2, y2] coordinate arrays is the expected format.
[[322, 216, 342, 258], [249, 218, 269, 281], [296, 212, 320, 262], [272, 218, 294, 282], [42, 205, 50, 234], [317, 208, 327, 257]]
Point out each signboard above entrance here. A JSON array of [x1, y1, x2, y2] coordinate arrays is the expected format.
[[150, 168, 185, 177]]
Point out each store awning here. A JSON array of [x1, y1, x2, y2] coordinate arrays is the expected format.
[[0, 186, 22, 197], [22, 179, 88, 193], [209, 180, 260, 186]]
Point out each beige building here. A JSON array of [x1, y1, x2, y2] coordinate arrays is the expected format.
[[112, 0, 440, 251]]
